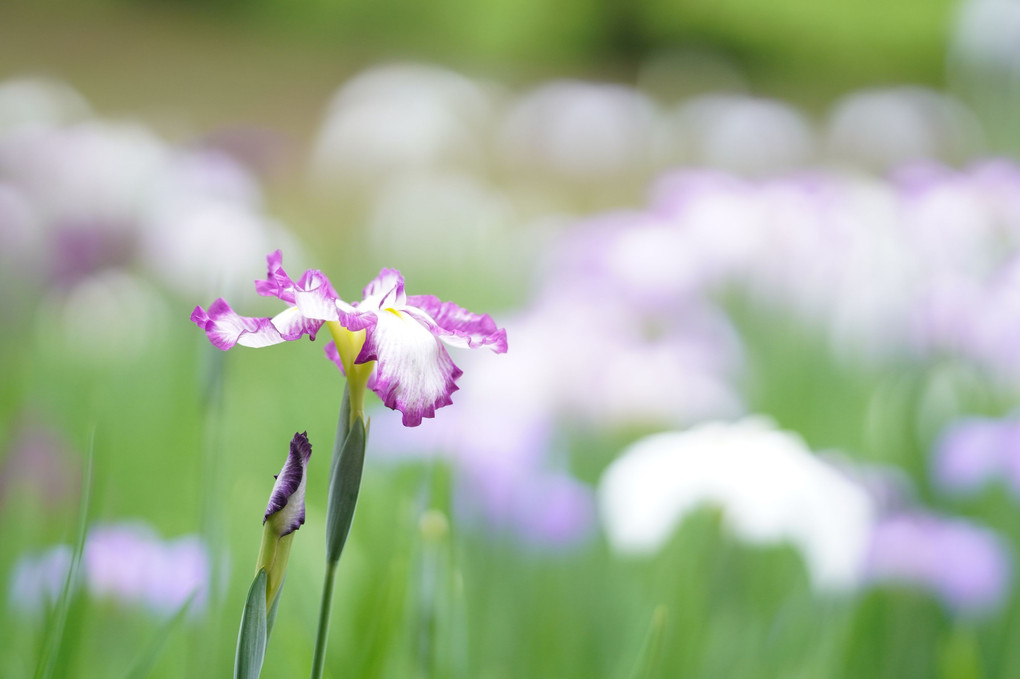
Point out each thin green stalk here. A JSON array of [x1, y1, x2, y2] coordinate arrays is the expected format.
[[628, 605, 667, 679], [35, 431, 93, 679], [310, 561, 338, 679], [311, 381, 367, 678]]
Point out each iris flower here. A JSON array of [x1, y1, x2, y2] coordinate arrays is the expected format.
[[191, 251, 507, 425]]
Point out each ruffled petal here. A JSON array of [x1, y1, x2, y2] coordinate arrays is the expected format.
[[361, 268, 406, 310], [271, 305, 323, 341], [254, 250, 297, 304], [405, 294, 508, 352], [339, 306, 379, 338], [292, 269, 342, 321], [363, 309, 462, 426], [190, 298, 288, 350], [264, 432, 313, 536]]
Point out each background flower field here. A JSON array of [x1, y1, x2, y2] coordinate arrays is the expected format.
[[3, 0, 1020, 676]]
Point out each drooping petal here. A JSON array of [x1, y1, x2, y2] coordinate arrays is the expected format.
[[254, 250, 297, 304], [264, 432, 313, 536], [362, 309, 462, 426], [361, 268, 406, 309], [270, 306, 323, 341], [190, 298, 287, 350], [405, 294, 508, 352]]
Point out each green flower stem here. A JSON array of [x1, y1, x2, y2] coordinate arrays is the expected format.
[[309, 560, 338, 679], [310, 383, 369, 679]]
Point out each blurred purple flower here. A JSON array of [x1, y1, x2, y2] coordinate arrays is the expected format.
[[84, 522, 210, 615], [933, 415, 1020, 496], [0, 417, 78, 510], [864, 512, 1012, 615], [7, 545, 73, 614], [7, 522, 210, 617], [456, 467, 596, 548]]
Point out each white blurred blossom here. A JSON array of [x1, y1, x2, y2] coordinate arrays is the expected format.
[[0, 77, 90, 134], [497, 80, 659, 184], [599, 418, 876, 591], [669, 95, 815, 176], [310, 63, 496, 191], [825, 88, 983, 170]]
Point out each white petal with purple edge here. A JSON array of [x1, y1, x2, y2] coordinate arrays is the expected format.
[[405, 295, 508, 352], [271, 306, 323, 341], [190, 299, 288, 350], [362, 268, 406, 309], [293, 270, 341, 321], [366, 309, 462, 426]]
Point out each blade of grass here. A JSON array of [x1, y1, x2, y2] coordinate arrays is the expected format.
[[122, 593, 197, 679], [627, 605, 667, 679], [34, 429, 94, 679]]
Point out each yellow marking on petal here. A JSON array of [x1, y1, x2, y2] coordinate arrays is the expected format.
[[384, 308, 403, 319]]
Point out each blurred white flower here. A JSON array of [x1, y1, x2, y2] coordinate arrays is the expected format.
[[953, 0, 1020, 72], [497, 80, 659, 183], [48, 270, 170, 363], [0, 98, 299, 300], [365, 171, 523, 285], [141, 194, 293, 299], [0, 120, 169, 228], [310, 63, 496, 192], [0, 77, 90, 134], [670, 95, 815, 176], [599, 418, 875, 591], [825, 88, 983, 170], [0, 182, 44, 277]]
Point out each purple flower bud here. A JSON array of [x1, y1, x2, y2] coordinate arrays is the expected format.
[[264, 432, 312, 537]]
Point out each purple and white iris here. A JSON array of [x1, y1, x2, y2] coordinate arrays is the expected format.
[[191, 250, 508, 426], [264, 432, 312, 537]]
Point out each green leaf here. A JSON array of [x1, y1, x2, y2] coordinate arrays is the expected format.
[[325, 414, 366, 564], [122, 593, 196, 679], [234, 570, 268, 679], [336, 384, 351, 447]]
